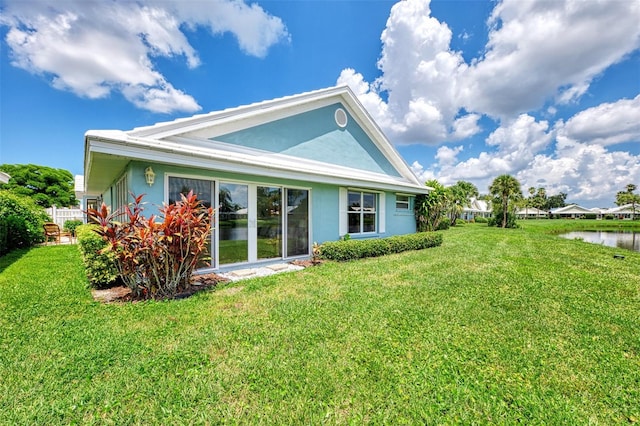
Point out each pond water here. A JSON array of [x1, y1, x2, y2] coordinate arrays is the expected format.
[[558, 230, 640, 253]]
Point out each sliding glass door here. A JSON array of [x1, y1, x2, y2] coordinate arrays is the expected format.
[[286, 189, 309, 257], [168, 177, 214, 268], [218, 182, 248, 265], [168, 176, 309, 268], [257, 186, 282, 260]]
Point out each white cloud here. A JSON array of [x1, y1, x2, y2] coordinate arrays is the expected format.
[[435, 145, 463, 166], [1, 0, 289, 113], [463, 0, 640, 117], [517, 141, 640, 205], [410, 160, 436, 184], [170, 0, 290, 58], [558, 94, 640, 146], [452, 114, 481, 140], [430, 106, 640, 205], [338, 0, 640, 205], [338, 0, 472, 144], [339, 0, 640, 143]]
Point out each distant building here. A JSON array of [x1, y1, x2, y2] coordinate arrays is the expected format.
[[604, 204, 637, 220], [0, 171, 10, 184], [516, 207, 548, 219], [551, 204, 596, 218], [461, 198, 492, 220]]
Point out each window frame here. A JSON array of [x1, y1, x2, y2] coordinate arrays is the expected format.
[[347, 190, 378, 235], [395, 194, 410, 211], [166, 172, 311, 269]]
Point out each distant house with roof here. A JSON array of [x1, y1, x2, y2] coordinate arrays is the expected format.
[[604, 204, 637, 220], [461, 198, 492, 221], [83, 86, 430, 271], [0, 172, 10, 185], [516, 207, 548, 219], [551, 204, 594, 218]]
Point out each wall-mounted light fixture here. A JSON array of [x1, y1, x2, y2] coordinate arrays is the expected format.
[[144, 166, 156, 187]]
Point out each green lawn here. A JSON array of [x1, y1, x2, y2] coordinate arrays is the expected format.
[[1, 221, 639, 424]]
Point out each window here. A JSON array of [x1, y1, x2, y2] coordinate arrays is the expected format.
[[348, 190, 377, 234], [169, 177, 214, 268], [114, 175, 128, 222], [396, 194, 410, 210]]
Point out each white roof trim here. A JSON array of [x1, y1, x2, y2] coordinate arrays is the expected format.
[[551, 204, 594, 214], [86, 135, 428, 194]]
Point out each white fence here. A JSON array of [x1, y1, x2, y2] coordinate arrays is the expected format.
[[45, 206, 84, 228]]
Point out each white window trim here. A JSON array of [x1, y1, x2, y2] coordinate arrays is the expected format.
[[395, 194, 410, 210], [343, 188, 384, 236]]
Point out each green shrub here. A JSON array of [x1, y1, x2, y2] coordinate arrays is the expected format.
[[604, 215, 614, 220], [76, 224, 120, 289], [63, 219, 83, 236], [584, 213, 597, 220], [488, 206, 518, 228], [0, 190, 49, 255], [319, 232, 443, 261], [436, 217, 450, 230], [474, 216, 488, 223]]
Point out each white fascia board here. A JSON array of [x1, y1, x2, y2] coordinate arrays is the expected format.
[[337, 87, 423, 187], [86, 135, 429, 195], [552, 205, 592, 214]]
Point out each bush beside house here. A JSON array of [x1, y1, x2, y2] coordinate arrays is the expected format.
[[76, 224, 120, 289]]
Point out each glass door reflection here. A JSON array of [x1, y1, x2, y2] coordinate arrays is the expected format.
[[286, 189, 309, 257], [218, 183, 248, 265], [257, 186, 282, 260]]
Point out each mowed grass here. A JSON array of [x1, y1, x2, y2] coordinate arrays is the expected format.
[[1, 221, 639, 424]]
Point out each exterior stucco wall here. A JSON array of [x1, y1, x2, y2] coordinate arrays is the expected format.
[[109, 162, 418, 246], [215, 103, 401, 177]]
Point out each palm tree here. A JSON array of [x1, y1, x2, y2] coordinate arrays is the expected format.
[[489, 174, 522, 228], [525, 186, 535, 219], [617, 183, 639, 220], [447, 180, 479, 224]]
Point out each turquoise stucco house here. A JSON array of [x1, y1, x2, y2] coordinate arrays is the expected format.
[[84, 86, 430, 271]]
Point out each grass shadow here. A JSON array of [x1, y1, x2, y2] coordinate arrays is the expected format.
[[0, 247, 31, 274]]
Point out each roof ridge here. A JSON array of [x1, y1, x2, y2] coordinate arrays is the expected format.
[[128, 85, 349, 135]]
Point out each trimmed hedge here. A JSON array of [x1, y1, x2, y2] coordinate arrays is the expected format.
[[319, 232, 443, 262], [76, 224, 120, 288]]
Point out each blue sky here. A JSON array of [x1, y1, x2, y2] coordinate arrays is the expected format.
[[1, 0, 639, 207]]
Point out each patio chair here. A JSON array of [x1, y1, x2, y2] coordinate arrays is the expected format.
[[43, 222, 65, 245]]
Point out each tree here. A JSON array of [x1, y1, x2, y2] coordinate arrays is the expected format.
[[545, 192, 567, 210], [415, 179, 450, 231], [523, 186, 536, 219], [0, 190, 50, 254], [489, 174, 522, 228], [447, 181, 479, 225], [532, 187, 547, 215], [616, 183, 639, 220], [0, 164, 77, 208]]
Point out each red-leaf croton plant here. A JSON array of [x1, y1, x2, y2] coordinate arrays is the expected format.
[[88, 191, 213, 299]]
